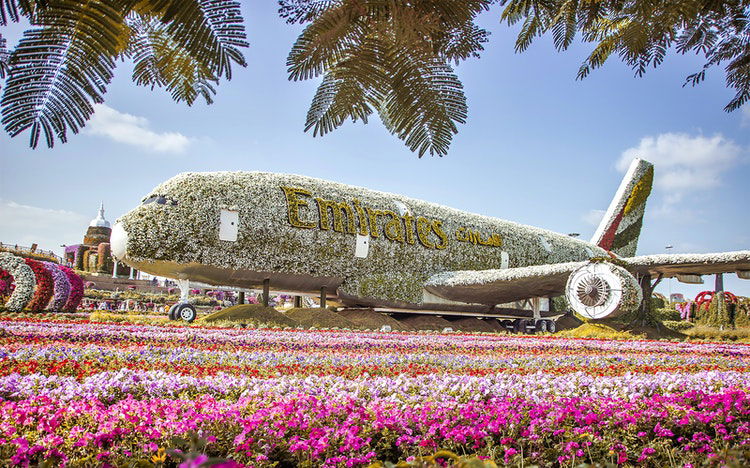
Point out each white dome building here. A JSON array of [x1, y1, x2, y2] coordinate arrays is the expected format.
[[89, 202, 111, 229]]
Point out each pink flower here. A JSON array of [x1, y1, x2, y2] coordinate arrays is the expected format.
[[179, 454, 208, 468]]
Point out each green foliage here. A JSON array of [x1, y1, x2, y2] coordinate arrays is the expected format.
[[650, 295, 666, 310], [500, 0, 750, 112], [652, 307, 680, 322], [695, 293, 738, 328], [369, 450, 499, 467], [282, 0, 492, 157], [662, 320, 694, 332], [279, 1, 750, 157], [685, 324, 750, 342], [735, 297, 750, 328], [550, 294, 569, 313], [0, 0, 247, 148]]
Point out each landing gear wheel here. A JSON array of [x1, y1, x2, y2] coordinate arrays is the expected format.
[[169, 303, 183, 320], [546, 320, 556, 333], [513, 319, 527, 334], [179, 304, 197, 323], [534, 319, 547, 333], [501, 320, 514, 332]]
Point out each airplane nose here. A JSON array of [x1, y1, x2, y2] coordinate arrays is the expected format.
[[110, 222, 128, 260]]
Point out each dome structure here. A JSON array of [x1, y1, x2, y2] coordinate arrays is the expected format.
[[83, 203, 112, 247], [89, 202, 111, 228]]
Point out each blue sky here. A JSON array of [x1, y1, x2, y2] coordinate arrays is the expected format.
[[1, 2, 749, 299]]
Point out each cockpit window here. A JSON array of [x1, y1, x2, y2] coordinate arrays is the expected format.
[[142, 195, 178, 206]]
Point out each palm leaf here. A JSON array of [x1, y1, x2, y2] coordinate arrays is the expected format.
[[288, 0, 484, 156], [0, 0, 40, 25], [133, 0, 248, 80], [279, 0, 342, 24], [128, 16, 218, 105], [0, 34, 9, 79], [1, 1, 127, 148], [378, 49, 466, 157]]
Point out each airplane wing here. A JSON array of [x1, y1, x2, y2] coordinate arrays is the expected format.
[[624, 250, 750, 278], [424, 261, 588, 305], [424, 250, 750, 305]]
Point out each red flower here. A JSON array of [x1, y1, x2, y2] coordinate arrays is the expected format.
[[24, 259, 54, 312]]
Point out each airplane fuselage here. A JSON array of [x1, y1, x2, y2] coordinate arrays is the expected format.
[[112, 172, 609, 310]]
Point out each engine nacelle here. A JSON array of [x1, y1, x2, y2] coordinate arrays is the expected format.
[[565, 262, 642, 320]]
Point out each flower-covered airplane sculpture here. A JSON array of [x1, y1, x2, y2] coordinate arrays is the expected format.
[[111, 159, 750, 324]]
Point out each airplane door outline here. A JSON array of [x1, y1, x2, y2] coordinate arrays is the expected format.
[[355, 235, 370, 258], [219, 209, 239, 241]]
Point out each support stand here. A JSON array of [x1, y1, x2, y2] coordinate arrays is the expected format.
[[262, 279, 270, 307]]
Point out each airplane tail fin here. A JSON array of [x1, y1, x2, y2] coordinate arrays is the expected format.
[[591, 158, 654, 257]]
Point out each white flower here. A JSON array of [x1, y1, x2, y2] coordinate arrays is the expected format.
[[0, 252, 36, 312]]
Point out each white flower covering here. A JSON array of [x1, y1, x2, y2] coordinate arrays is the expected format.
[[117, 172, 611, 307], [0, 252, 36, 312], [627, 251, 750, 277], [426, 261, 587, 288], [628, 251, 750, 266]]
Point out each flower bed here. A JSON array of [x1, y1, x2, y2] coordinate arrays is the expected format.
[[2, 319, 750, 466]]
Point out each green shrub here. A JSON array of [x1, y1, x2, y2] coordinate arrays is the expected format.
[[663, 320, 694, 332], [653, 307, 681, 322], [651, 295, 666, 310], [685, 325, 750, 341], [551, 295, 570, 313], [735, 298, 750, 328]]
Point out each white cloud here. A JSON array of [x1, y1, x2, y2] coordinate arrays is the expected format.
[[617, 133, 742, 204], [85, 104, 191, 154], [0, 200, 89, 255], [582, 209, 605, 227]]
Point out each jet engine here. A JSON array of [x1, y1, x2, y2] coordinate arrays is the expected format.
[[565, 262, 642, 320]]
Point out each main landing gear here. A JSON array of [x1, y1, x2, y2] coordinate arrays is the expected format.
[[168, 279, 197, 322], [168, 303, 197, 323], [502, 318, 555, 334]]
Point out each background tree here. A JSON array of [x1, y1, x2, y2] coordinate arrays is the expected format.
[[0, 0, 248, 148]]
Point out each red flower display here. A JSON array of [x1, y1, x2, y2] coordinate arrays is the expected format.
[[59, 266, 84, 312], [0, 269, 11, 295], [24, 258, 54, 312]]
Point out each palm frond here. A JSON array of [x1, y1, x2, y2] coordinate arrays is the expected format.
[[288, 0, 484, 156], [128, 16, 218, 105], [1, 1, 127, 148], [305, 71, 372, 136], [134, 0, 248, 80], [0, 0, 39, 25], [287, 2, 372, 81], [378, 50, 466, 157], [0, 34, 9, 79], [278, 0, 342, 24]]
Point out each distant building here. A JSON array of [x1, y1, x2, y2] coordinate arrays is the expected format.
[[670, 293, 685, 303], [63, 203, 137, 278]]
